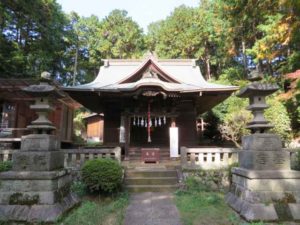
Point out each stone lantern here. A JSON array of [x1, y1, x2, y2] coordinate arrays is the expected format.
[[0, 72, 79, 223], [226, 72, 300, 222], [239, 82, 278, 133]]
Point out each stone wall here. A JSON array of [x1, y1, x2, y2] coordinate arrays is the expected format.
[[182, 166, 237, 192]]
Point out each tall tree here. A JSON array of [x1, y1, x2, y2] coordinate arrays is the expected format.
[[146, 3, 232, 80], [97, 10, 145, 59], [0, 0, 69, 78]]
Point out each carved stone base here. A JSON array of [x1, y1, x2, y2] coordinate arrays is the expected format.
[[0, 170, 80, 223], [0, 193, 79, 223], [226, 167, 300, 222]]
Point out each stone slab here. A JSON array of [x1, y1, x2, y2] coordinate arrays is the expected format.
[[288, 204, 300, 220], [239, 150, 290, 170], [232, 167, 300, 179], [123, 192, 182, 225], [0, 173, 71, 192], [226, 192, 279, 221], [0, 193, 79, 223], [0, 190, 70, 205], [242, 134, 282, 151], [0, 170, 67, 180], [13, 151, 64, 171], [21, 134, 59, 151], [231, 180, 300, 204], [232, 174, 300, 192]]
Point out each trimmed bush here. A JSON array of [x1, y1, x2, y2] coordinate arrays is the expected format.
[[0, 161, 12, 172], [81, 158, 123, 194]]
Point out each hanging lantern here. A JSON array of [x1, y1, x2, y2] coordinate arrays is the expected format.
[[155, 117, 158, 127], [158, 117, 161, 126], [163, 116, 166, 124], [149, 118, 152, 127], [133, 115, 136, 126]]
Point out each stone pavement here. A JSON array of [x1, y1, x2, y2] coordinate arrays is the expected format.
[[123, 192, 182, 225]]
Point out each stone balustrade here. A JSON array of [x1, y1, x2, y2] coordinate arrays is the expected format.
[[180, 147, 239, 170], [64, 147, 121, 168], [0, 147, 121, 168], [0, 149, 14, 162]]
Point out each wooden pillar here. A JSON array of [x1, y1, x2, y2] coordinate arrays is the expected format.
[[120, 114, 131, 159], [124, 115, 131, 159]]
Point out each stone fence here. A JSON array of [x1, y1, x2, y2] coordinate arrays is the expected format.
[[63, 147, 121, 168], [181, 147, 239, 170], [0, 147, 121, 168], [181, 147, 300, 170]]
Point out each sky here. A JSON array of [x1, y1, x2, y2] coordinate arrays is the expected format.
[[56, 0, 199, 32]]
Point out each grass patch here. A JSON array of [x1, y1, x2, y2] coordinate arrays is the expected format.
[[175, 190, 241, 225], [175, 177, 279, 225], [57, 192, 129, 225], [0, 161, 12, 172]]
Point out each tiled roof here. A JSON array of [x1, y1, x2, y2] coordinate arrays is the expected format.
[[64, 54, 238, 93]]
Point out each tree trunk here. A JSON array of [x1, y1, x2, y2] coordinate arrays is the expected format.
[[242, 39, 247, 78], [73, 46, 78, 86], [206, 57, 211, 80], [266, 60, 273, 76]]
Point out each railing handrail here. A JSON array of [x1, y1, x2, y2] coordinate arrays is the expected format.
[[0, 147, 122, 165], [63, 148, 118, 154], [181, 147, 239, 153]]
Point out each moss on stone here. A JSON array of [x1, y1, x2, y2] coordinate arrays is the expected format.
[[9, 192, 39, 205]]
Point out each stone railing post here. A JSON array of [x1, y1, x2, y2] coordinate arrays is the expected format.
[[114, 147, 121, 163], [180, 146, 187, 167]]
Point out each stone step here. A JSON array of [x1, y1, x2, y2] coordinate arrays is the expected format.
[[125, 184, 178, 192], [128, 151, 170, 155], [128, 151, 170, 153], [128, 156, 171, 161], [126, 170, 177, 178], [125, 177, 178, 185], [128, 149, 170, 152]]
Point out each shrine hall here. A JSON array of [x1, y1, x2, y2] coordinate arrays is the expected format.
[[64, 53, 238, 159]]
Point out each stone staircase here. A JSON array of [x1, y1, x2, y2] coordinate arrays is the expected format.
[[124, 167, 179, 192]]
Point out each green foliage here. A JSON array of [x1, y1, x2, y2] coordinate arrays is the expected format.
[[97, 10, 145, 59], [81, 159, 123, 194], [184, 176, 210, 193], [217, 66, 249, 87], [219, 109, 252, 147], [211, 80, 292, 146], [57, 192, 129, 225], [0, 0, 69, 78], [70, 181, 87, 197], [265, 97, 292, 144], [73, 109, 87, 137], [0, 161, 12, 172]]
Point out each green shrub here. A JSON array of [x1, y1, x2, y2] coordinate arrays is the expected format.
[[0, 161, 12, 172], [70, 181, 87, 197], [81, 158, 123, 194]]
